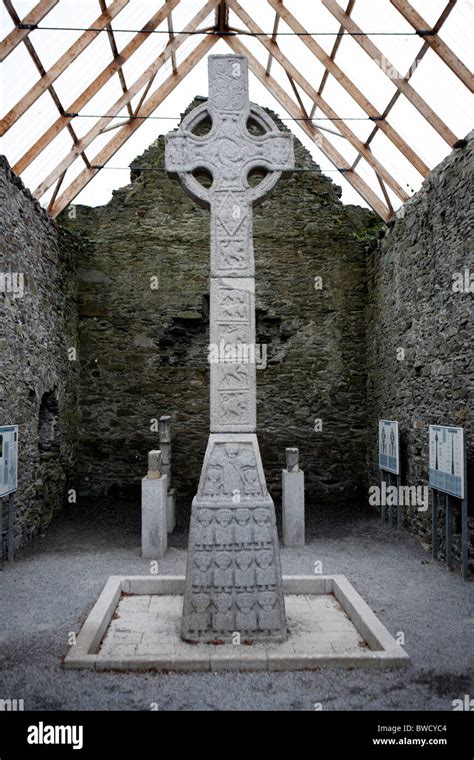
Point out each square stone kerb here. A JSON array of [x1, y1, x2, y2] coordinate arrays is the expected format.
[[63, 575, 410, 671]]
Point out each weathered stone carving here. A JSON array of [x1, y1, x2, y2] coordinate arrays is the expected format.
[[166, 55, 294, 642], [285, 447, 299, 473]]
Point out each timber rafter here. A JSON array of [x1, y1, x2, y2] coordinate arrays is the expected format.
[[0, 0, 470, 219]]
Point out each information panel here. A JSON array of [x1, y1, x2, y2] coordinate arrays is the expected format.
[[0, 425, 18, 498], [429, 425, 464, 499], [378, 420, 399, 475]]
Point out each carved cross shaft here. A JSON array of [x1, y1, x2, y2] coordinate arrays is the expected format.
[[166, 55, 294, 433]]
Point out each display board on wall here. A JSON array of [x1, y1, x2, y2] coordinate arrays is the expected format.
[[0, 425, 18, 498], [429, 425, 464, 499], [378, 420, 399, 475]]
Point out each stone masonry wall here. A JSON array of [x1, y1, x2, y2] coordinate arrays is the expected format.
[[366, 133, 473, 570], [0, 157, 79, 557], [61, 106, 379, 526]]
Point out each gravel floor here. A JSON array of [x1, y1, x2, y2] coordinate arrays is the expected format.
[[0, 499, 472, 711]]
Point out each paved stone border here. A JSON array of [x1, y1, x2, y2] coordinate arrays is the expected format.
[[64, 575, 409, 671]]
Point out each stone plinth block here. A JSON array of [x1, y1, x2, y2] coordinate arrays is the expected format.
[[141, 474, 168, 559], [181, 434, 287, 643], [282, 469, 305, 547], [167, 488, 176, 534]]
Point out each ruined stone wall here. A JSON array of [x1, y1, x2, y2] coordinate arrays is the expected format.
[[0, 157, 79, 556], [366, 133, 473, 569], [61, 111, 378, 525]]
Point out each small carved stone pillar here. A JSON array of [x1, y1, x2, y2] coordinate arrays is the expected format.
[[142, 449, 168, 559], [159, 415, 175, 533], [282, 447, 305, 547]]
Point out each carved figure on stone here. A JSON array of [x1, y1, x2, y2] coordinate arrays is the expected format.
[[192, 552, 213, 587], [234, 550, 255, 587], [253, 508, 274, 543], [213, 551, 233, 588], [195, 509, 215, 546], [258, 591, 280, 631], [234, 508, 252, 544], [235, 592, 258, 632], [212, 592, 234, 630], [214, 509, 234, 546], [255, 549, 276, 586]]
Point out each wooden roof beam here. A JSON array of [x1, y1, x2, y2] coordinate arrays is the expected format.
[[0, 0, 58, 62], [98, 0, 134, 118], [3, 0, 90, 170], [312, 0, 355, 118], [350, 0, 459, 172], [265, 11, 280, 77], [267, 0, 428, 176], [167, 9, 177, 75], [390, 0, 473, 92], [228, 0, 410, 200], [0, 0, 129, 135], [33, 0, 220, 199], [376, 175, 394, 217], [225, 34, 391, 220], [322, 0, 458, 145], [47, 169, 67, 213], [11, 0, 179, 176], [49, 34, 218, 216]]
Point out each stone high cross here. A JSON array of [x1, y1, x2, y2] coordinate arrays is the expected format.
[[166, 55, 294, 642]]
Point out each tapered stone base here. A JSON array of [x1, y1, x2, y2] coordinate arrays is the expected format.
[[181, 434, 287, 643]]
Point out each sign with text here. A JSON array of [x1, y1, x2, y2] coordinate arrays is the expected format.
[[378, 420, 399, 474], [0, 425, 18, 497], [429, 425, 464, 499]]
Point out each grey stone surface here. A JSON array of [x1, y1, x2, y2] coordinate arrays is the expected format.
[[0, 157, 79, 559], [167, 488, 176, 534], [165, 56, 294, 641], [65, 583, 407, 670], [141, 474, 168, 559], [285, 447, 299, 473], [282, 469, 305, 547], [366, 133, 473, 570], [159, 415, 171, 444], [147, 450, 161, 478], [209, 277, 256, 432]]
